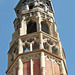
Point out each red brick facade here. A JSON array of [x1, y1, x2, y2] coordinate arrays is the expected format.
[[53, 63, 60, 75], [23, 59, 60, 75], [23, 61, 30, 75], [45, 60, 52, 75], [33, 59, 40, 75], [45, 60, 60, 75]]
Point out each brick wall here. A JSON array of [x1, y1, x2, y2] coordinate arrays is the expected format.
[[45, 60, 60, 75], [53, 63, 60, 75], [23, 61, 30, 75], [33, 59, 40, 75], [45, 60, 52, 75]]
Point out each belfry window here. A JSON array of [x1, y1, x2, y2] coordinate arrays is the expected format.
[[29, 3, 34, 9], [41, 21, 49, 34], [27, 20, 37, 34]]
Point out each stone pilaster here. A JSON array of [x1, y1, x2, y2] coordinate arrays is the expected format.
[[18, 58, 23, 75], [51, 60, 54, 75], [18, 38, 23, 54], [39, 33, 44, 49], [49, 23, 53, 36], [30, 43, 32, 51], [30, 59, 33, 75], [40, 52, 45, 75], [20, 16, 27, 36], [37, 12, 42, 32]]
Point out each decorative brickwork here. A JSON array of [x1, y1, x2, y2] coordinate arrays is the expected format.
[[53, 63, 60, 75], [45, 60, 52, 75], [23, 61, 30, 75], [33, 59, 40, 75]]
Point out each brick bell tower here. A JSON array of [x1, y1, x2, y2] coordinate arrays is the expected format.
[[6, 0, 68, 75]]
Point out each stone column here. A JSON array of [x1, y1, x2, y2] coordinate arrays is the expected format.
[[40, 52, 45, 75], [30, 43, 33, 75], [39, 33, 43, 49], [49, 23, 53, 36], [18, 38, 23, 54], [53, 24, 58, 38], [30, 43, 32, 51], [20, 16, 27, 36], [30, 59, 33, 75], [59, 41, 63, 58], [34, 1, 37, 6], [44, 5, 47, 11], [18, 57, 23, 75], [61, 61, 67, 75], [59, 42, 67, 75], [51, 60, 54, 75], [37, 12, 42, 32], [26, 4, 29, 10]]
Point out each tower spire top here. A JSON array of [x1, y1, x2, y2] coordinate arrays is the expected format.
[[6, 0, 68, 75]]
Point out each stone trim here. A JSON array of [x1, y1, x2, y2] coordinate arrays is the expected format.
[[6, 49, 68, 75]]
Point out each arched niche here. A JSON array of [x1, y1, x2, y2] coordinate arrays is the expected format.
[[27, 20, 37, 34], [41, 21, 49, 34]]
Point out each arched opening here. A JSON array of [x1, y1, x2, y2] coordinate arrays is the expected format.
[[41, 21, 49, 34], [33, 42, 39, 51], [27, 20, 37, 34], [44, 42, 49, 51], [52, 46, 58, 55], [23, 43, 30, 53], [24, 48, 30, 53], [29, 3, 34, 9]]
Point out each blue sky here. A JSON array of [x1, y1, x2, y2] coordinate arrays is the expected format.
[[0, 0, 75, 75]]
